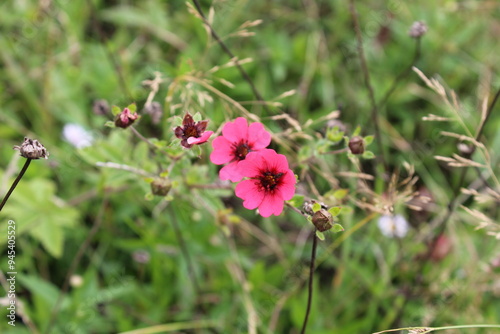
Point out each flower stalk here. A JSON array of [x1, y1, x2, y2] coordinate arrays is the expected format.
[[300, 229, 318, 334], [0, 158, 31, 212]]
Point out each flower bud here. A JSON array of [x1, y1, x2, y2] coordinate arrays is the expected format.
[[312, 209, 333, 232], [408, 21, 428, 38], [115, 107, 139, 128], [151, 178, 172, 196], [13, 137, 49, 159], [348, 136, 364, 154]]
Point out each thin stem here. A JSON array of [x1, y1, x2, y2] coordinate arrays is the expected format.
[[300, 230, 318, 334], [349, 0, 387, 171], [377, 37, 422, 109], [0, 158, 31, 212], [190, 0, 270, 115], [45, 197, 108, 334], [130, 126, 158, 150]]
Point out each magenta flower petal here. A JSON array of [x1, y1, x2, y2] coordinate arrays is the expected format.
[[235, 180, 265, 210], [222, 117, 248, 143], [238, 151, 266, 178], [219, 162, 244, 182], [248, 122, 271, 150], [187, 131, 213, 145], [210, 136, 234, 164], [258, 193, 285, 217], [277, 171, 296, 201]]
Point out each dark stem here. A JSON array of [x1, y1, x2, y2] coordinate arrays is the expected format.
[[44, 197, 108, 334], [300, 230, 318, 334], [0, 158, 31, 212], [377, 37, 422, 109], [475, 85, 500, 141], [191, 0, 270, 115], [349, 0, 387, 172]]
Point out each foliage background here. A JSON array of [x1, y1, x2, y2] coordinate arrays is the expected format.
[[0, 0, 499, 333]]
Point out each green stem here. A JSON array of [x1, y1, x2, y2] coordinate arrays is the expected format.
[[0, 158, 31, 212]]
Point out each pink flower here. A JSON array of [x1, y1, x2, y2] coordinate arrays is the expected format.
[[235, 149, 296, 217], [210, 117, 271, 182], [174, 113, 213, 148]]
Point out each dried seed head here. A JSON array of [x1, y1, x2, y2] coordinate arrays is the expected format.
[[408, 21, 428, 38], [151, 177, 172, 196], [312, 209, 334, 232], [13, 137, 49, 159], [348, 136, 364, 154]]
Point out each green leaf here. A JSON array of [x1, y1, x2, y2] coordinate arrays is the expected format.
[[315, 230, 325, 240], [353, 125, 361, 137], [127, 102, 137, 112], [332, 223, 344, 233], [328, 206, 341, 217], [0, 178, 79, 258], [192, 112, 202, 122], [364, 135, 374, 146], [312, 202, 321, 213], [333, 189, 348, 200], [288, 195, 304, 208], [111, 105, 121, 116], [362, 151, 375, 159], [104, 121, 116, 128]]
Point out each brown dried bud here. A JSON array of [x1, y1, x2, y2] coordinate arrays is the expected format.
[[408, 21, 428, 38], [348, 136, 364, 154], [115, 107, 139, 128], [151, 178, 172, 196], [312, 209, 333, 232], [93, 99, 110, 116], [13, 137, 49, 159]]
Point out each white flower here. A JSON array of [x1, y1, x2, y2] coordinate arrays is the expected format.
[[377, 214, 409, 238], [62, 123, 93, 148]]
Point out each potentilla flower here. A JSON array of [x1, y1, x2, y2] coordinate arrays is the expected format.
[[235, 149, 295, 217], [174, 113, 213, 149], [210, 117, 271, 182]]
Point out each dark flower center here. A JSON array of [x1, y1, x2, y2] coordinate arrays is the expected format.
[[183, 125, 199, 138], [234, 142, 250, 160], [259, 171, 283, 191]]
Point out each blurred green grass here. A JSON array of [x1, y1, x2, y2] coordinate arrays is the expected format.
[[0, 0, 499, 333]]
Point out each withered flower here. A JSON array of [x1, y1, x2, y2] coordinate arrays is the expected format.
[[174, 113, 213, 149], [13, 137, 49, 159]]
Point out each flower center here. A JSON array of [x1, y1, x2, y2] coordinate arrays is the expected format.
[[259, 171, 283, 191], [184, 125, 199, 138], [235, 143, 250, 160]]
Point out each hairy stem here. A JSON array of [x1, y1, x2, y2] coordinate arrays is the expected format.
[[300, 230, 318, 334], [0, 158, 31, 212], [349, 0, 387, 171]]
